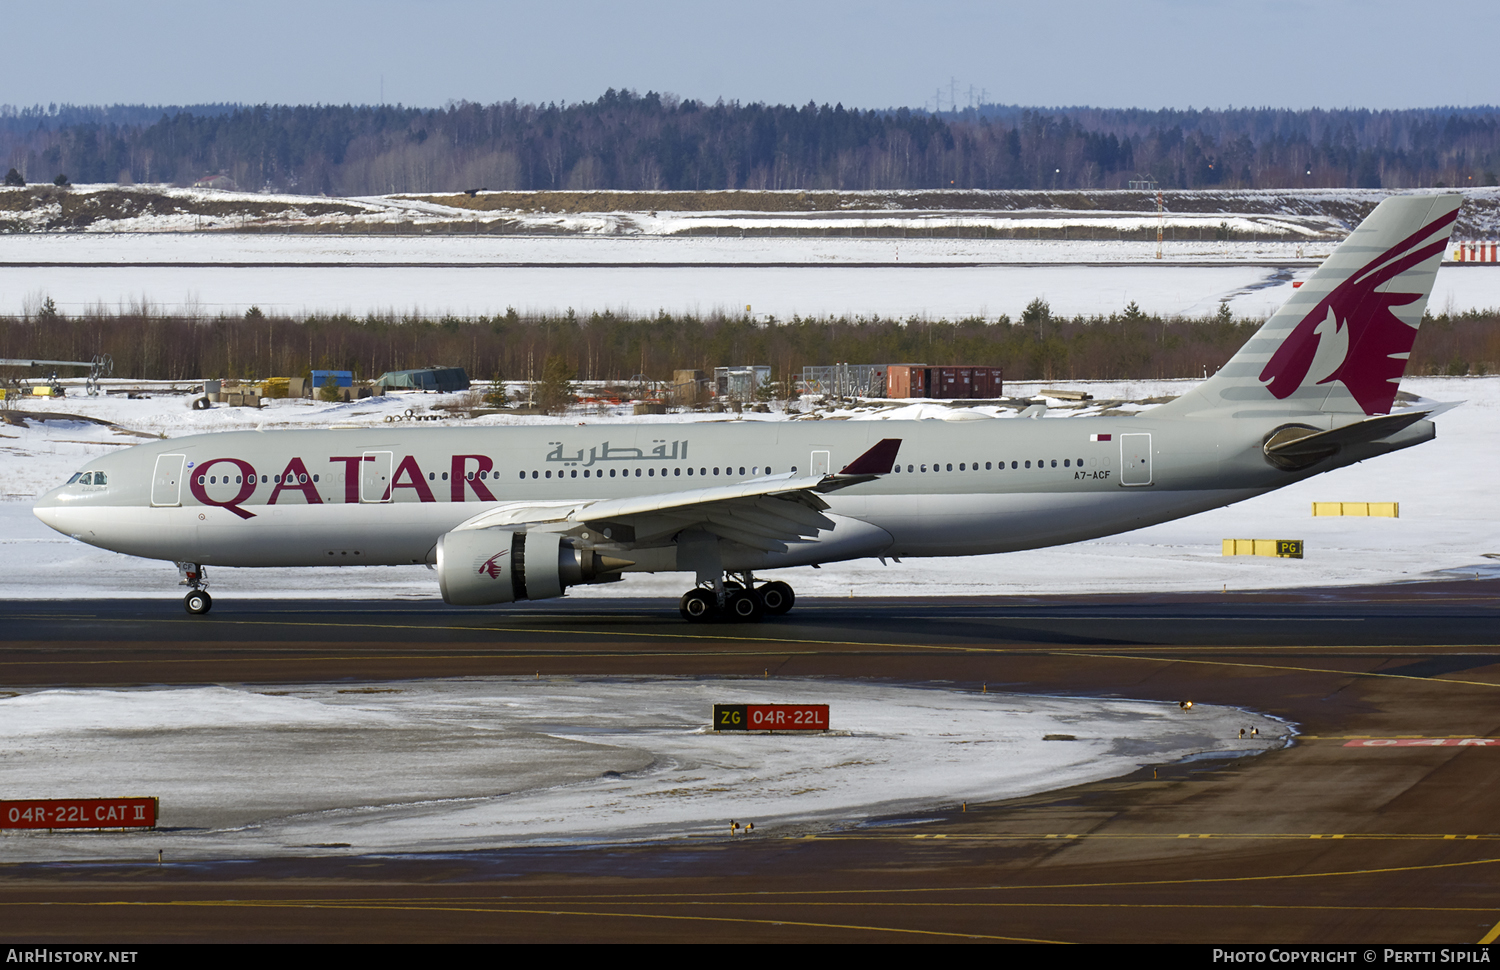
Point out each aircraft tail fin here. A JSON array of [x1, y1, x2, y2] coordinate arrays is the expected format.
[[1165, 194, 1460, 417]]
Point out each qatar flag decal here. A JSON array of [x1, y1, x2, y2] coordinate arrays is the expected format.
[[1090, 434, 1112, 442]]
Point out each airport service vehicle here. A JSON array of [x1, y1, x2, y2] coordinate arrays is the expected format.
[[33, 194, 1461, 620]]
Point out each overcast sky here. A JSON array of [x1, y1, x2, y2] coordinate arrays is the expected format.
[[3, 0, 1493, 112]]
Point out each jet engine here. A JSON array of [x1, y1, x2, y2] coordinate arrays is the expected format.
[[435, 529, 631, 605]]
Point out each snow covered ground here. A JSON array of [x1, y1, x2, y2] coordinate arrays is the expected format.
[[2, 232, 1498, 320], [0, 678, 1285, 860], [3, 375, 1497, 602]]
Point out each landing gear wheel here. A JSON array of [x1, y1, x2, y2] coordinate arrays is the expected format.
[[679, 588, 718, 622], [726, 589, 764, 623], [758, 581, 795, 616], [184, 590, 212, 615]]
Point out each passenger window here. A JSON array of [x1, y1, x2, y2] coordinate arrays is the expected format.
[[674, 468, 681, 476], [1050, 460, 1057, 468], [1024, 461, 1031, 469], [1064, 460, 1070, 467], [985, 462, 991, 470], [636, 469, 642, 477], [649, 468, 655, 476], [546, 471, 552, 479], [571, 470, 577, 478], [519, 471, 525, 479], [739, 467, 746, 475], [441, 472, 449, 481], [921, 464, 928, 472], [946, 463, 952, 471], [429, 472, 436, 481], [713, 467, 720, 475], [532, 470, 539, 479], [959, 463, 965, 471], [687, 468, 694, 476]]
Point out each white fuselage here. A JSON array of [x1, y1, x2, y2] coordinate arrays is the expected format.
[[31, 410, 1386, 576]]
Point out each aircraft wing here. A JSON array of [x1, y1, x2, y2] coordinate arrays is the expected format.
[[448, 438, 901, 553]]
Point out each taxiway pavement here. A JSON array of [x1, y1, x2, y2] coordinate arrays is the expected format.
[[2, 583, 1499, 944]]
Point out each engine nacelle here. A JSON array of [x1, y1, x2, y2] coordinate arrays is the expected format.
[[435, 529, 629, 605]]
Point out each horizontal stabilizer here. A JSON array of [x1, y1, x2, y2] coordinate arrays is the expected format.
[[1264, 409, 1434, 469]]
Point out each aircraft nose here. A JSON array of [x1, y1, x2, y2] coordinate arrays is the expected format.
[[32, 489, 65, 533]]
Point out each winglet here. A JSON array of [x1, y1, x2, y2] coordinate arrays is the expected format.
[[838, 438, 902, 475]]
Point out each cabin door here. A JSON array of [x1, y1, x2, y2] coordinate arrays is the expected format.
[[361, 451, 393, 503], [151, 454, 186, 507], [1120, 434, 1153, 486]]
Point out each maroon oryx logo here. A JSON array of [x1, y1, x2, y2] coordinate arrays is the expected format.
[[1260, 207, 1456, 415], [477, 549, 508, 579]]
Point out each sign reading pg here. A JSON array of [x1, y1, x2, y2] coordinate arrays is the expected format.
[[715, 704, 830, 732]]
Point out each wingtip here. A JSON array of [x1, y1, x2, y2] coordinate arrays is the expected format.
[[838, 438, 902, 475]]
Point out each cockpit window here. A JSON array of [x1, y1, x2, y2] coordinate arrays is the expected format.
[[79, 472, 93, 485], [67, 472, 83, 484], [93, 472, 107, 485]]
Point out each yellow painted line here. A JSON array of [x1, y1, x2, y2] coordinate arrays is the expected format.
[[454, 854, 1500, 902], [172, 898, 1499, 916], [1479, 918, 1500, 944], [8, 900, 1065, 943], [793, 832, 1500, 843], [18, 613, 1500, 659], [1062, 650, 1500, 689], [10, 618, 1500, 688], [1305, 736, 1500, 740]]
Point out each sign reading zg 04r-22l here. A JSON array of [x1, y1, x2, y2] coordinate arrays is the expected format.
[[714, 704, 830, 732]]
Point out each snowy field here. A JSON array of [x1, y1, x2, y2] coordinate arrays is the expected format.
[[0, 677, 1285, 860], [2, 233, 1499, 320], [2, 375, 1497, 602]]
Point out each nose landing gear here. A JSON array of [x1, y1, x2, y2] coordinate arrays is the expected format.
[[678, 573, 797, 623], [177, 562, 212, 615]]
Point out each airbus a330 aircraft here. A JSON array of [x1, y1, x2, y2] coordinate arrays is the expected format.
[[33, 194, 1461, 621]]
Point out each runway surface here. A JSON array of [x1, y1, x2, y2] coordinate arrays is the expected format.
[[3, 581, 1500, 944]]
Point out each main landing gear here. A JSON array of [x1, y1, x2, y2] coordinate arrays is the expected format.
[[177, 562, 212, 615], [679, 573, 795, 623]]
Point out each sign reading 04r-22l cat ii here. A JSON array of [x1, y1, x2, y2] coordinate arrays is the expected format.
[[714, 704, 830, 731], [2, 797, 158, 829]]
